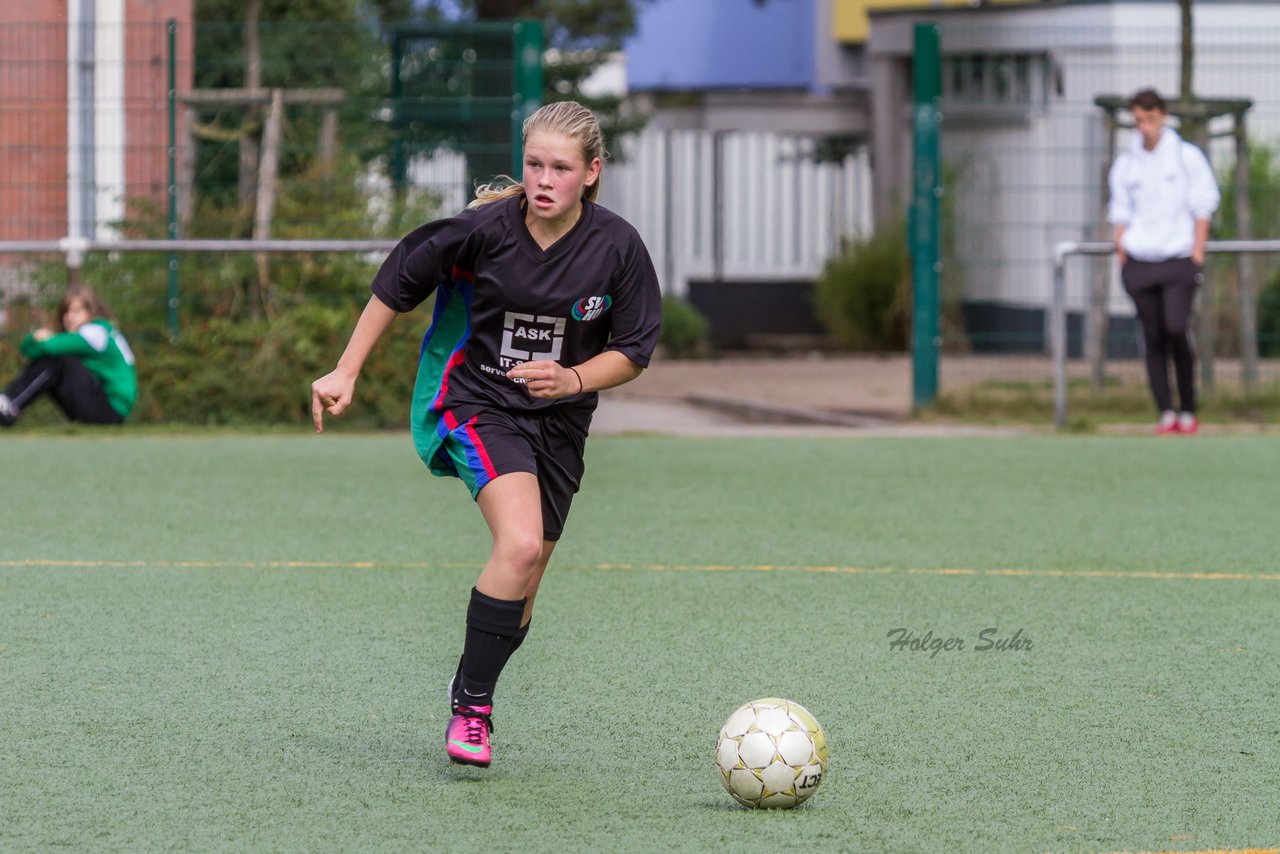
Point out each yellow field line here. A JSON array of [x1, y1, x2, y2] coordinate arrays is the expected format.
[[4, 558, 1280, 582], [0, 559, 473, 570], [595, 562, 1280, 582]]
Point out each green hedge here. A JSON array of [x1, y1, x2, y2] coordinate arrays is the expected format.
[[1, 303, 434, 429], [1260, 268, 1280, 359]]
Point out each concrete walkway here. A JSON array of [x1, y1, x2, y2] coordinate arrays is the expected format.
[[588, 354, 1040, 437], [590, 396, 1026, 437], [589, 353, 1277, 438]]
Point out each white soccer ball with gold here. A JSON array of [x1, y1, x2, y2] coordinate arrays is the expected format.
[[714, 697, 829, 809]]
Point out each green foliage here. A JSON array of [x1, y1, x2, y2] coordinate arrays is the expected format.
[[191, 1, 644, 209], [415, 0, 645, 141], [1259, 267, 1280, 358], [814, 224, 909, 352], [808, 135, 861, 165], [1214, 141, 1280, 240], [133, 303, 432, 427], [1207, 140, 1280, 356], [0, 295, 433, 428], [20, 154, 442, 332], [658, 295, 710, 359], [2, 0, 644, 425], [193, 5, 400, 216]]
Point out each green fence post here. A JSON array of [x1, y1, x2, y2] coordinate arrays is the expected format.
[[511, 19, 543, 176], [166, 18, 180, 341], [389, 33, 405, 188], [911, 22, 942, 409]]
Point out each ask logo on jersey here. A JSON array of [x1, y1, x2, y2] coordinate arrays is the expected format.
[[572, 295, 612, 322], [499, 312, 566, 367]]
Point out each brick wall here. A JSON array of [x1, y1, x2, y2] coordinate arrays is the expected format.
[[0, 0, 193, 242], [0, 4, 68, 240]]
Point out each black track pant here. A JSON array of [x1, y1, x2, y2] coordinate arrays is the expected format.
[[1121, 257, 1201, 414], [4, 356, 123, 424]]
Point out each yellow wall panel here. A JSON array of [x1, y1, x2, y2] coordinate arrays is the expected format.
[[833, 0, 1035, 44]]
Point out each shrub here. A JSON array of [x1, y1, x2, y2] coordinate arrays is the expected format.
[[0, 302, 433, 429], [659, 295, 711, 359], [132, 302, 432, 428], [1259, 268, 1280, 358], [814, 224, 909, 351]]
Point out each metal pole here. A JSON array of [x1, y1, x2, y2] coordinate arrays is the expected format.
[[1090, 108, 1117, 392], [511, 20, 543, 177], [1186, 118, 1216, 395], [911, 23, 942, 409], [1234, 112, 1258, 392], [712, 131, 725, 287], [68, 0, 97, 284], [663, 129, 676, 297], [166, 19, 180, 341], [0, 239, 401, 253], [1051, 243, 1073, 429]]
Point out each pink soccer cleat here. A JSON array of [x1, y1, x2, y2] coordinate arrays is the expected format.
[[446, 704, 493, 767]]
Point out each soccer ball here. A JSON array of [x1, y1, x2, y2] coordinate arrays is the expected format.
[[715, 697, 829, 809]]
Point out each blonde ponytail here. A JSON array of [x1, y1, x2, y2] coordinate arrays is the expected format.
[[468, 175, 524, 210]]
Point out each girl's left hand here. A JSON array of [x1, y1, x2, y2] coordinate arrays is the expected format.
[[507, 360, 582, 399]]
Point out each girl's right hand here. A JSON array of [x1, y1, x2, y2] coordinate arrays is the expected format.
[[310, 370, 356, 433]]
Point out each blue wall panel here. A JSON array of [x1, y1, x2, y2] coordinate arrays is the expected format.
[[625, 0, 815, 90]]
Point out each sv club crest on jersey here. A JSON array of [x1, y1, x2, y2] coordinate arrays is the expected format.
[[572, 295, 612, 321]]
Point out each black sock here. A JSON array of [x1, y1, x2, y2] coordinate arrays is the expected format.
[[506, 621, 531, 662], [451, 621, 529, 706], [458, 587, 525, 708]]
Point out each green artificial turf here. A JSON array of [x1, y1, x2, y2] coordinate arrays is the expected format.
[[2, 434, 1277, 852]]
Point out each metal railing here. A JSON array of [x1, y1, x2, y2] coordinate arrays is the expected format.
[[0, 239, 397, 257], [0, 238, 399, 339], [1050, 239, 1280, 428]]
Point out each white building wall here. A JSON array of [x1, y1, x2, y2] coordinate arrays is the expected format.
[[931, 5, 1280, 323], [598, 128, 873, 297]]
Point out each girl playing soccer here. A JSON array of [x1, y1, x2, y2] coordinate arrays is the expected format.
[[310, 101, 662, 767]]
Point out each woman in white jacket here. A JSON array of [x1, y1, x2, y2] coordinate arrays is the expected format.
[[1108, 88, 1220, 435]]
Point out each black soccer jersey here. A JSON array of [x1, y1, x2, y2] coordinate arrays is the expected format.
[[371, 194, 662, 423]]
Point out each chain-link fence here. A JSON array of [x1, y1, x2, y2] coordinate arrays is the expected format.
[[4, 16, 1280, 423], [935, 21, 1280, 406], [0, 19, 540, 345]]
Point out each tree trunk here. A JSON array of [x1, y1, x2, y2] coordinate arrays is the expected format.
[[253, 88, 284, 318], [1089, 111, 1117, 391], [238, 0, 263, 220], [239, 0, 264, 317], [1235, 116, 1258, 392]]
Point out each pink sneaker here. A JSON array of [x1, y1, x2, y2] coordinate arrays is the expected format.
[[1156, 411, 1179, 436], [446, 704, 493, 767], [1177, 413, 1199, 435]]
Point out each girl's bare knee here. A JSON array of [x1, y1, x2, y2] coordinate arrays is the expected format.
[[494, 534, 544, 576]]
